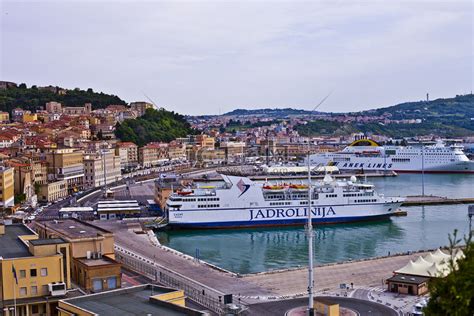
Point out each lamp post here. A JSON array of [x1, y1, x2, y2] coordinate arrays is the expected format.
[[421, 143, 425, 196], [305, 93, 331, 315]]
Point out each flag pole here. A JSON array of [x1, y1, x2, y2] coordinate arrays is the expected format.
[[12, 265, 17, 316]]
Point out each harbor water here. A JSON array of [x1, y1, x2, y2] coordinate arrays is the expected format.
[[157, 174, 474, 274]]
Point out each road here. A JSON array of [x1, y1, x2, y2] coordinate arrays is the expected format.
[[246, 296, 398, 316]]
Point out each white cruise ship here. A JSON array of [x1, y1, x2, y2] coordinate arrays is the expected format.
[[165, 174, 403, 229], [307, 139, 474, 174]]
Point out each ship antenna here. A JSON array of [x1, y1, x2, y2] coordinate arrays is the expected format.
[[306, 91, 332, 315]]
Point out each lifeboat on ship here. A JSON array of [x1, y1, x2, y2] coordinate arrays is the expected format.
[[288, 184, 308, 192], [262, 185, 287, 193], [177, 189, 193, 196]]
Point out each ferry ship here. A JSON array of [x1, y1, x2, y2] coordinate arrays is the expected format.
[[165, 174, 404, 229], [307, 139, 474, 174]]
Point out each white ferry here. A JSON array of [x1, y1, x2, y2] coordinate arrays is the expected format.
[[307, 139, 474, 174], [165, 174, 403, 229]]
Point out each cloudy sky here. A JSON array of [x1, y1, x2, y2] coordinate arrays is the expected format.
[[1, 0, 472, 115]]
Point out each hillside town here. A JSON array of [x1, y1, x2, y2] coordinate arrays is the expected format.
[[1, 82, 474, 214]]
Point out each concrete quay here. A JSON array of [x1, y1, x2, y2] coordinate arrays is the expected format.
[[402, 195, 474, 206], [95, 220, 432, 303]]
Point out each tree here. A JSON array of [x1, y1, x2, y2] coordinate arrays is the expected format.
[[19, 83, 27, 89], [424, 230, 473, 315], [14, 193, 26, 204]]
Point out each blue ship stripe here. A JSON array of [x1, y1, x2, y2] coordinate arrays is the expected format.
[[170, 214, 391, 228]]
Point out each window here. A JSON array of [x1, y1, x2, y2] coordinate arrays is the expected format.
[[31, 286, 38, 295], [19, 270, 26, 278], [42, 285, 49, 295], [92, 279, 103, 292], [40, 268, 48, 277], [32, 305, 39, 314], [107, 277, 117, 289], [30, 269, 37, 277], [20, 287, 27, 296]]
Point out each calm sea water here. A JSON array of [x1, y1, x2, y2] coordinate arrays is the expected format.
[[157, 174, 474, 274]]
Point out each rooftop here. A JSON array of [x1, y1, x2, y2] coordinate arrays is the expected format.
[[62, 284, 203, 316], [0, 224, 35, 259], [387, 274, 430, 285], [29, 238, 67, 246], [76, 257, 119, 267], [36, 219, 112, 239]]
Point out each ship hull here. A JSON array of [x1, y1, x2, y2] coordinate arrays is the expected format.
[[168, 214, 392, 229], [167, 203, 401, 229], [309, 156, 474, 174]]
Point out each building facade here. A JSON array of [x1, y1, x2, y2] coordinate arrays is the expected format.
[[83, 150, 122, 189], [0, 166, 14, 209], [115, 142, 138, 169], [129, 102, 153, 117], [38, 180, 68, 202], [46, 149, 84, 194], [0, 222, 71, 316], [34, 219, 121, 294]]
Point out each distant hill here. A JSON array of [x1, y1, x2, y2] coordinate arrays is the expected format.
[[358, 94, 474, 120], [228, 95, 474, 137], [115, 108, 196, 146], [0, 83, 126, 114], [224, 108, 317, 116], [296, 95, 474, 137]]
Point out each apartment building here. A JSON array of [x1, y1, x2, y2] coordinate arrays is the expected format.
[[139, 143, 168, 168], [167, 141, 186, 161], [0, 135, 14, 148], [0, 111, 9, 122], [0, 166, 14, 209], [38, 180, 68, 202], [83, 150, 122, 189], [46, 149, 84, 194], [22, 113, 38, 123], [0, 222, 71, 315], [115, 142, 138, 169], [195, 134, 215, 150], [35, 219, 121, 293], [129, 101, 153, 117]]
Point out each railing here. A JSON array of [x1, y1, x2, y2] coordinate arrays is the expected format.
[[114, 245, 228, 314]]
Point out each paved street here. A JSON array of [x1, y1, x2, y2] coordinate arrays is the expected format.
[[246, 296, 398, 316], [95, 219, 431, 307], [242, 250, 430, 298]]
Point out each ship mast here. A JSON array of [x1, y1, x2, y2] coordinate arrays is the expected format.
[[306, 93, 331, 316]]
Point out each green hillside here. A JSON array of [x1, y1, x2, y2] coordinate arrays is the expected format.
[[0, 84, 126, 114], [115, 108, 196, 146], [297, 94, 474, 138]]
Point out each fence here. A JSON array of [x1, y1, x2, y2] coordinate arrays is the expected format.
[[114, 245, 228, 314]]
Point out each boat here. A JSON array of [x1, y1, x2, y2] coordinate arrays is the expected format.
[[307, 139, 474, 174], [165, 174, 404, 229]]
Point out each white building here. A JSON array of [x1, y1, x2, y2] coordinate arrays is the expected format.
[[83, 150, 122, 189]]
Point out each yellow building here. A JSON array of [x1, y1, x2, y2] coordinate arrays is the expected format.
[[22, 113, 38, 123], [45, 149, 84, 194], [38, 180, 68, 202], [0, 222, 71, 316], [57, 284, 207, 316], [34, 219, 121, 293], [0, 166, 14, 209], [196, 134, 215, 150], [0, 111, 9, 122]]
